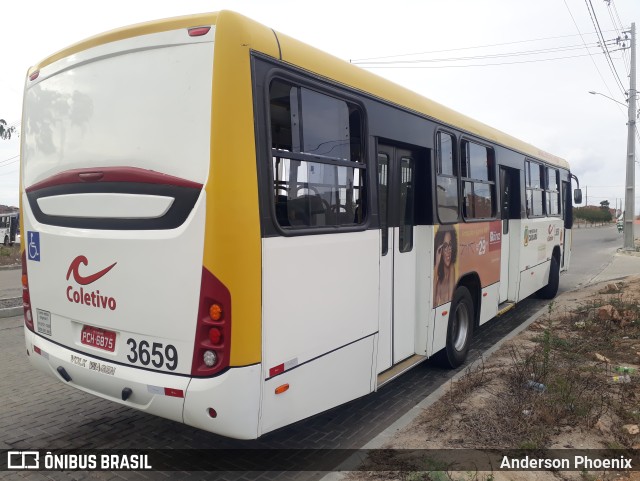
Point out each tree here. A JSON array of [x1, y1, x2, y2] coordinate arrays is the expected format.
[[574, 206, 611, 224], [0, 120, 16, 140], [599, 200, 612, 222]]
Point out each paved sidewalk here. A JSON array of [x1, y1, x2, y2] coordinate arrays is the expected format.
[[589, 249, 640, 284]]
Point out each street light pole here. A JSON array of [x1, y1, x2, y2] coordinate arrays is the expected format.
[[624, 22, 636, 251], [588, 90, 627, 107]]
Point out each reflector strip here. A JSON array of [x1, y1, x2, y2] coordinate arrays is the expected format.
[[269, 364, 284, 377], [147, 385, 184, 398], [164, 388, 184, 398], [268, 358, 299, 378], [33, 346, 49, 359]]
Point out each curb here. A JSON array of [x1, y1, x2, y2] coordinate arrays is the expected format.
[[617, 247, 640, 257], [0, 264, 20, 271]]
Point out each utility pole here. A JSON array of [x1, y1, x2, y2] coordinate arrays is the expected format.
[[624, 22, 636, 250]]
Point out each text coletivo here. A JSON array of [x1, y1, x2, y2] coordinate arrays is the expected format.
[[66, 286, 116, 310]]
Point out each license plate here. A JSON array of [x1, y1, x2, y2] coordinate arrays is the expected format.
[[36, 309, 51, 336], [80, 325, 116, 352]]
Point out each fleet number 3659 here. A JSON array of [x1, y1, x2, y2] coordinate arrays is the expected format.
[[126, 338, 178, 371]]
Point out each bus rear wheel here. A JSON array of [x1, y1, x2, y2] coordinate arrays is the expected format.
[[3, 236, 7, 246], [438, 286, 474, 369]]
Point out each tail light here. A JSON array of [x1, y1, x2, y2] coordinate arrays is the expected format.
[[191, 267, 231, 377], [22, 251, 34, 331], [187, 26, 211, 37]]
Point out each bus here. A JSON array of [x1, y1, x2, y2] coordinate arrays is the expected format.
[[0, 212, 19, 246], [20, 11, 581, 440]]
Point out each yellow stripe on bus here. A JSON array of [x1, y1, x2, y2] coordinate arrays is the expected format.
[[203, 11, 280, 367]]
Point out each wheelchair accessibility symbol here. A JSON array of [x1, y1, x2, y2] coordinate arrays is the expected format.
[[27, 231, 40, 261]]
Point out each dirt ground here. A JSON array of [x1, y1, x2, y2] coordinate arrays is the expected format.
[[349, 274, 640, 481]]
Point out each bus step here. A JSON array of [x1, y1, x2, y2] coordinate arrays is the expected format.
[[377, 354, 427, 388], [497, 302, 516, 316]]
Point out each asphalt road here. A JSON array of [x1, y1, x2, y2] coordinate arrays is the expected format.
[[560, 224, 622, 292], [0, 225, 622, 480]]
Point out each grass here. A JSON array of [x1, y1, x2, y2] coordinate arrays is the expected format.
[[422, 284, 638, 450], [0, 243, 20, 265]]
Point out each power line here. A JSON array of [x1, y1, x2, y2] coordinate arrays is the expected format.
[[357, 51, 618, 69], [0, 155, 19, 166], [563, 0, 620, 102], [607, 0, 632, 76], [350, 29, 618, 63], [606, 1, 623, 35], [585, 0, 627, 95], [0, 160, 19, 170], [352, 41, 606, 66], [610, 0, 626, 32]]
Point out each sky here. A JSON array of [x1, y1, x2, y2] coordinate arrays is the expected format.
[[1, 0, 639, 212]]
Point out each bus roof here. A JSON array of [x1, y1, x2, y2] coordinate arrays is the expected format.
[[29, 10, 569, 170]]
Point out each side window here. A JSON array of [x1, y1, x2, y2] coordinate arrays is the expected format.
[[526, 160, 545, 217], [399, 156, 414, 253], [269, 80, 366, 230], [546, 167, 560, 216], [377, 153, 389, 255], [436, 132, 459, 223], [461, 140, 495, 219]]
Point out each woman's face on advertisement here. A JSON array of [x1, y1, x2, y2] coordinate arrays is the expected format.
[[443, 232, 453, 267]]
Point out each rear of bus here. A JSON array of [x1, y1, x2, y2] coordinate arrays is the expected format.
[[20, 14, 261, 439]]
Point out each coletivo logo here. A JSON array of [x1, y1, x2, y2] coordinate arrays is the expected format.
[[66, 256, 116, 285], [66, 256, 118, 310]]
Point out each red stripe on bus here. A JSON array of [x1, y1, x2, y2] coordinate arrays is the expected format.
[[164, 388, 184, 398], [25, 167, 203, 192], [269, 364, 285, 377]]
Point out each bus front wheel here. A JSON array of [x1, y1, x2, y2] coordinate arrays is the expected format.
[[438, 286, 474, 369], [3, 236, 8, 246]]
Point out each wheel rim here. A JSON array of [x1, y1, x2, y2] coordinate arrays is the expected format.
[[453, 302, 470, 352]]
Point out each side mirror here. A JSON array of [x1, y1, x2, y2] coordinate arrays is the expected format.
[[573, 188, 583, 204]]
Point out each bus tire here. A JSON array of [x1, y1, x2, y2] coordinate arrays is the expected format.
[[3, 236, 7, 246], [537, 256, 559, 299], [438, 286, 474, 369]]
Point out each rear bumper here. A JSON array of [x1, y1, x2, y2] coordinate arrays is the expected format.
[[25, 328, 261, 439], [182, 364, 261, 439]]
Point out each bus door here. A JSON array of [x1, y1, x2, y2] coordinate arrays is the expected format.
[[499, 166, 519, 303], [561, 180, 571, 268], [377, 143, 418, 371]]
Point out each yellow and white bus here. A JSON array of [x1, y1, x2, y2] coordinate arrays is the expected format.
[[0, 212, 19, 246], [20, 11, 581, 439]]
